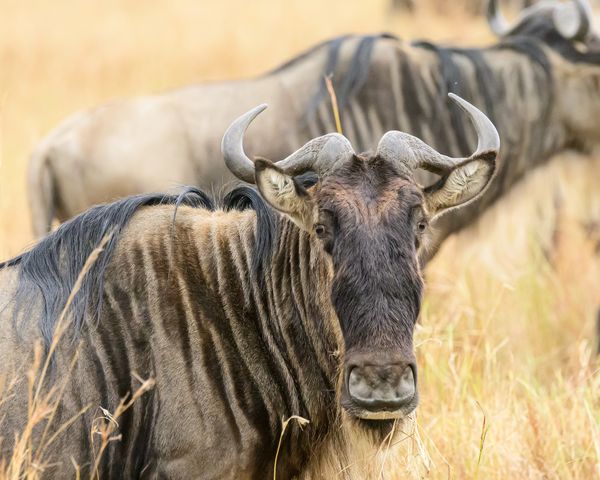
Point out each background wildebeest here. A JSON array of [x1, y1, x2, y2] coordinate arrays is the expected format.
[[389, 0, 532, 15], [27, 0, 600, 263], [0, 95, 499, 478], [390, 0, 600, 16]]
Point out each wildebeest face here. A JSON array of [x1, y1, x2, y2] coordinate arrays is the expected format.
[[222, 94, 500, 420], [253, 151, 496, 420], [314, 157, 425, 420]]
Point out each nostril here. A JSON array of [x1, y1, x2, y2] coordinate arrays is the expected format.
[[347, 364, 416, 410], [397, 365, 415, 400], [348, 368, 375, 400]]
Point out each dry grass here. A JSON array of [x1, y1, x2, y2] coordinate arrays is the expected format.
[[419, 153, 600, 478], [0, 0, 599, 478]]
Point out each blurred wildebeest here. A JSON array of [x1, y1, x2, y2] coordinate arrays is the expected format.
[[390, 0, 600, 16], [389, 0, 536, 15], [28, 0, 599, 261], [0, 96, 499, 478]]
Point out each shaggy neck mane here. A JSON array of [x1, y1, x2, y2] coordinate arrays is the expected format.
[[0, 185, 281, 350]]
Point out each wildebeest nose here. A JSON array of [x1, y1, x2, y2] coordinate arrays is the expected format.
[[348, 364, 415, 410]]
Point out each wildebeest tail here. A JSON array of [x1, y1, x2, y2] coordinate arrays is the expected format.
[[27, 145, 56, 238]]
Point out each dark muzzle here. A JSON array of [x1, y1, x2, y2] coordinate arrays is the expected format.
[[348, 364, 415, 410], [343, 352, 418, 420]]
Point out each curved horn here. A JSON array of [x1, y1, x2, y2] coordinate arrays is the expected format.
[[486, 0, 559, 37], [221, 104, 268, 183], [222, 104, 355, 183], [376, 93, 500, 175], [486, 0, 511, 37], [553, 0, 592, 41], [449, 93, 500, 156]]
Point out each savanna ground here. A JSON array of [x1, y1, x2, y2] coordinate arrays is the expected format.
[[0, 0, 599, 478]]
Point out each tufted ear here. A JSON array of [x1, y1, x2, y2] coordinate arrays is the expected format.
[[254, 158, 315, 230], [423, 151, 496, 220]]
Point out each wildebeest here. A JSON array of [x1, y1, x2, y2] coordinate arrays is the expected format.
[[28, 0, 600, 258], [0, 94, 499, 478], [390, 0, 538, 15]]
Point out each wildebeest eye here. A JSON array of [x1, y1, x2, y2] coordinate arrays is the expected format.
[[315, 224, 327, 237], [411, 205, 427, 235], [414, 220, 427, 250]]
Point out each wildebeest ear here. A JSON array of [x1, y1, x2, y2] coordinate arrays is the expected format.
[[254, 158, 314, 230], [424, 151, 496, 220]]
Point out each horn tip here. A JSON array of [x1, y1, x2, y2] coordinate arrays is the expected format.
[[448, 92, 465, 106], [448, 93, 480, 114], [245, 103, 269, 119]]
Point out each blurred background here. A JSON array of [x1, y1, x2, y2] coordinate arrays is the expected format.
[[1, 0, 600, 477]]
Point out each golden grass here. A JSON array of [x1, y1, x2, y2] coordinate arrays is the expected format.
[[1, 0, 599, 478], [419, 153, 600, 478]]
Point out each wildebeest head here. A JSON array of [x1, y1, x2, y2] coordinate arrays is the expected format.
[[222, 94, 500, 420], [488, 0, 600, 151]]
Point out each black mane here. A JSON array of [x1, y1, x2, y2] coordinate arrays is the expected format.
[[0, 186, 278, 349], [303, 33, 399, 119]]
